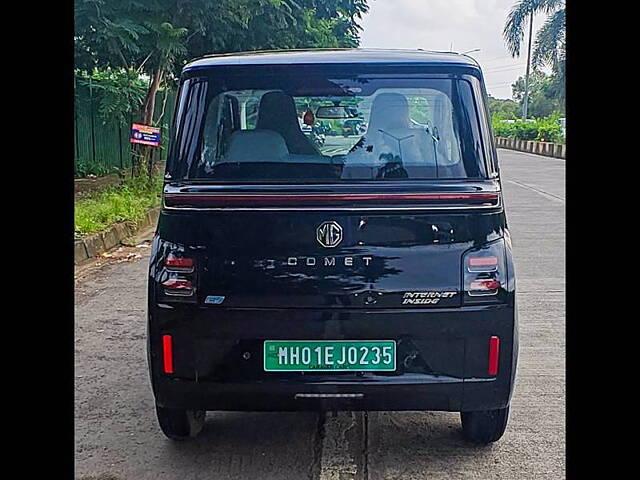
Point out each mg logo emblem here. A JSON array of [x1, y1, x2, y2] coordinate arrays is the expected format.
[[316, 221, 343, 248]]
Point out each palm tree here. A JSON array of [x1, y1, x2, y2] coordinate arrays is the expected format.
[[503, 0, 565, 118], [532, 8, 565, 73]]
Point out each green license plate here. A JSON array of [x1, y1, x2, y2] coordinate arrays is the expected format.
[[263, 340, 396, 372]]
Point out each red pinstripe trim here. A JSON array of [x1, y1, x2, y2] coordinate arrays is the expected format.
[[164, 192, 499, 206]]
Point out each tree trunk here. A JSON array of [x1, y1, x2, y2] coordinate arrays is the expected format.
[[135, 68, 164, 180], [522, 12, 534, 119], [143, 68, 163, 125]]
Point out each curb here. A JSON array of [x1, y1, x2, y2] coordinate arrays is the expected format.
[[495, 137, 565, 159], [74, 206, 161, 265]]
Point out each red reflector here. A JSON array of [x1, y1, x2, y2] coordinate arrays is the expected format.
[[488, 336, 500, 375], [165, 254, 194, 269], [162, 335, 174, 374], [468, 256, 498, 267], [162, 278, 193, 290], [470, 279, 501, 291]]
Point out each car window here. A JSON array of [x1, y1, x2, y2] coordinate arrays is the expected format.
[[169, 72, 488, 182]]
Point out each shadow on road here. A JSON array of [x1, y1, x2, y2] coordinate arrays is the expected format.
[[366, 412, 499, 479], [157, 411, 321, 479]]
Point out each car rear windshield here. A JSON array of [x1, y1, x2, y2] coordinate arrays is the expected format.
[[167, 68, 489, 183]]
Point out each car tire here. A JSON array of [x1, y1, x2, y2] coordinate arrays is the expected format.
[[460, 406, 510, 444], [155, 405, 206, 440]]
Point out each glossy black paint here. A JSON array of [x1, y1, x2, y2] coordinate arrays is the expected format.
[[147, 50, 517, 413], [183, 48, 481, 70]]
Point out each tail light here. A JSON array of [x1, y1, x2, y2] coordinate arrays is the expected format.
[[469, 278, 501, 292], [160, 250, 196, 299], [468, 256, 498, 272], [161, 278, 193, 296], [165, 253, 194, 272], [463, 239, 506, 303]]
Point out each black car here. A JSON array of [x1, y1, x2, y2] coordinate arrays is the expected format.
[[147, 48, 518, 444]]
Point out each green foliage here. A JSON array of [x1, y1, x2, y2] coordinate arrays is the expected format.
[[487, 95, 520, 120], [75, 159, 122, 178], [74, 1, 370, 78], [532, 7, 565, 73], [75, 172, 164, 237], [511, 70, 564, 117], [407, 97, 432, 125], [492, 113, 564, 143], [74, 1, 370, 179], [76, 67, 148, 125], [151, 21, 188, 68], [503, 0, 564, 63], [503, 1, 565, 113]]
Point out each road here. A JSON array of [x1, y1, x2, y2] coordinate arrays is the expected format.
[[75, 149, 565, 480], [320, 134, 357, 155]]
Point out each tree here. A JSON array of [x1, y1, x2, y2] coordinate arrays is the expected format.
[[75, 1, 369, 98], [503, 0, 565, 117], [487, 95, 520, 119], [511, 71, 564, 117], [75, 0, 369, 177], [531, 6, 565, 72], [75, 68, 148, 126], [503, 0, 565, 70], [531, 6, 565, 103]]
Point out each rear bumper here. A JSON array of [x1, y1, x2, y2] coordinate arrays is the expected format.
[[153, 375, 508, 412], [148, 303, 518, 412]]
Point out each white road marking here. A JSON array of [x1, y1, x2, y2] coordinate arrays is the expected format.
[[507, 179, 565, 203]]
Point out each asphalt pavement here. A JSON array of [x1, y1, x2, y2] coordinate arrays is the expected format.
[[74, 148, 565, 480]]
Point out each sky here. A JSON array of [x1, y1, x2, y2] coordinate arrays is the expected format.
[[359, 0, 550, 99]]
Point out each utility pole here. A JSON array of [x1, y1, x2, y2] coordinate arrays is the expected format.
[[522, 12, 534, 119]]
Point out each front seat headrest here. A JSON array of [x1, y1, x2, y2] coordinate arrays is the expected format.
[[368, 93, 411, 131], [256, 91, 319, 155], [224, 129, 289, 163]]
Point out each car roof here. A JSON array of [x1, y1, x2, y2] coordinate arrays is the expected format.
[[183, 48, 481, 72]]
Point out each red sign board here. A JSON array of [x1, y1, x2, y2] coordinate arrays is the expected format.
[[130, 123, 161, 147]]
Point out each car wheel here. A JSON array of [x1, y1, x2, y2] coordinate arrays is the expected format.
[[460, 406, 510, 444], [155, 405, 206, 440]]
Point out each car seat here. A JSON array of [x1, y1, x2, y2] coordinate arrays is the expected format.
[[224, 129, 289, 163], [256, 92, 320, 155], [358, 92, 431, 165]]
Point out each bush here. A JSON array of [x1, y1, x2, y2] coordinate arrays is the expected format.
[[75, 159, 122, 178], [492, 113, 564, 143], [74, 173, 163, 238]]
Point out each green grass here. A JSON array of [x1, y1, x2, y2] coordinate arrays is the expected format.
[[75, 173, 163, 238]]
